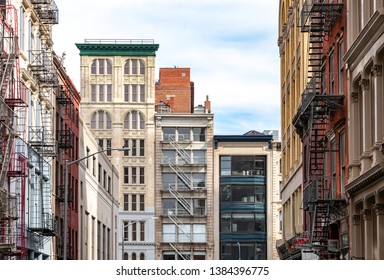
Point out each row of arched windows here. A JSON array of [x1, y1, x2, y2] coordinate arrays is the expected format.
[[91, 59, 146, 75], [123, 252, 145, 260], [90, 110, 145, 130]]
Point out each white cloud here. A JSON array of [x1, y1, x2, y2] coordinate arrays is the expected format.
[[53, 0, 280, 136]]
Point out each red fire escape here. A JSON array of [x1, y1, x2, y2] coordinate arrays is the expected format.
[[292, 0, 345, 257], [0, 4, 28, 259]]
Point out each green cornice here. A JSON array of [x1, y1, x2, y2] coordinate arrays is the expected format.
[[75, 43, 160, 57]]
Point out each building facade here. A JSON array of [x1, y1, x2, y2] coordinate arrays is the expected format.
[[292, 0, 348, 260], [154, 98, 214, 260], [214, 132, 281, 260], [155, 67, 194, 113], [276, 0, 308, 259], [344, 0, 384, 260], [76, 39, 159, 260], [78, 118, 119, 260], [0, 0, 64, 260]]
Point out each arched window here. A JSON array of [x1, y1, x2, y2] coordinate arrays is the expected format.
[[124, 59, 145, 75], [132, 252, 137, 260], [123, 253, 128, 260], [91, 59, 112, 75], [140, 253, 145, 260], [124, 111, 145, 130], [90, 110, 112, 130]]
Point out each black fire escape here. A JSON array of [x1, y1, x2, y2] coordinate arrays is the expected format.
[[292, 0, 345, 255]]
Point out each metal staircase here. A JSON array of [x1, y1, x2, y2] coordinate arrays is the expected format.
[[293, 0, 344, 252]]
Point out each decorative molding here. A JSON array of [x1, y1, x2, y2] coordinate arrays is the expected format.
[[371, 64, 382, 77], [361, 209, 372, 220], [359, 79, 369, 91], [351, 92, 358, 103], [353, 214, 360, 225], [374, 203, 384, 215]]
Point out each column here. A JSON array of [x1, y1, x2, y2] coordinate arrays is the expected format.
[[362, 208, 373, 260], [374, 204, 384, 259], [359, 79, 372, 173], [352, 214, 362, 259], [349, 92, 361, 179], [371, 64, 383, 164]]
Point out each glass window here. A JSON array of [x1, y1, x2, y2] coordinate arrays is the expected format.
[[220, 156, 231, 176], [178, 127, 190, 142], [163, 224, 176, 242], [163, 127, 176, 141], [162, 173, 176, 190], [193, 224, 206, 242], [193, 150, 206, 165], [193, 127, 206, 141], [163, 150, 176, 164]]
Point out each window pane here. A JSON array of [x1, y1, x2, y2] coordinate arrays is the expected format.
[[140, 85, 145, 102], [163, 127, 176, 141], [99, 59, 104, 74], [124, 61, 129, 74], [107, 85, 112, 101], [132, 59, 137, 74], [106, 60, 112, 74], [139, 60, 145, 75], [132, 112, 137, 129], [91, 60, 97, 74], [178, 127, 190, 141], [132, 85, 137, 102], [193, 127, 205, 141]]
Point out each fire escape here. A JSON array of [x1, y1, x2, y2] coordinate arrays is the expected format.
[[25, 0, 59, 257], [292, 0, 345, 256], [56, 83, 75, 259], [0, 4, 28, 259], [165, 135, 206, 260]]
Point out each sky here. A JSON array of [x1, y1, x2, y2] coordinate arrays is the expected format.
[[52, 0, 280, 137]]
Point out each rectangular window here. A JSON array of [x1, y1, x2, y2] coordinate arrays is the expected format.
[[132, 167, 137, 184], [163, 127, 176, 141], [98, 163, 102, 183], [132, 85, 137, 102], [106, 139, 112, 156], [132, 139, 137, 156], [338, 39, 344, 95], [132, 223, 137, 241], [99, 85, 104, 101], [132, 195, 137, 211], [139, 167, 145, 184], [140, 221, 145, 241], [91, 85, 96, 101], [123, 221, 129, 241], [178, 127, 190, 142], [140, 85, 145, 102], [329, 50, 334, 95], [124, 194, 129, 211], [330, 139, 336, 198], [340, 131, 346, 197], [124, 139, 129, 156], [124, 85, 129, 102], [124, 167, 129, 184], [139, 140, 145, 156], [193, 128, 206, 142], [140, 194, 145, 211], [107, 85, 112, 101]]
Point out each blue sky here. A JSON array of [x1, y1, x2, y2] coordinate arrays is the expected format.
[[53, 0, 280, 137]]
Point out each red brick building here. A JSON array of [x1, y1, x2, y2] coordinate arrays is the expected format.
[[155, 68, 194, 113]]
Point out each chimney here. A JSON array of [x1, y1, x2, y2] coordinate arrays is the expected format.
[[204, 95, 211, 113]]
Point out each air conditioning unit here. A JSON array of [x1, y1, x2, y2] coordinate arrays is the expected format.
[[327, 239, 339, 252]]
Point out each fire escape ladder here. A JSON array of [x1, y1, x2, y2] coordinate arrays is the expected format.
[[169, 137, 192, 164], [169, 185, 193, 215], [168, 209, 192, 260], [169, 160, 193, 190], [57, 85, 74, 150], [311, 203, 330, 246]]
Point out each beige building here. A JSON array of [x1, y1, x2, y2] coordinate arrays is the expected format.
[[276, 0, 308, 259], [78, 118, 120, 259], [153, 100, 215, 260], [344, 0, 384, 260], [213, 131, 282, 260], [76, 39, 159, 260]]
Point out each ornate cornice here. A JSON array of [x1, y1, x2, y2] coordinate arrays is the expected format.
[[76, 43, 160, 57], [346, 162, 384, 195]]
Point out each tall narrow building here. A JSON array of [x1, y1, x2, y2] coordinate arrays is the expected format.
[[76, 39, 159, 260], [154, 71, 214, 259], [344, 1, 384, 260], [213, 131, 282, 260], [276, 0, 308, 259]]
